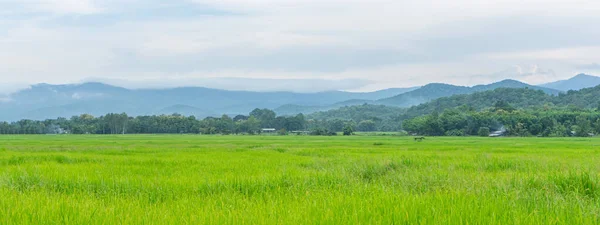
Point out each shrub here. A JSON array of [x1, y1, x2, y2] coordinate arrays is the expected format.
[[310, 128, 337, 136], [278, 128, 287, 136], [445, 129, 464, 136], [478, 127, 490, 137], [342, 124, 355, 136]]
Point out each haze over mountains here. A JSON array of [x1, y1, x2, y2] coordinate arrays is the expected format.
[[0, 83, 417, 121], [0, 74, 597, 121], [540, 74, 600, 92]]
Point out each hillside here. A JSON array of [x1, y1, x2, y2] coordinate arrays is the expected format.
[[306, 104, 406, 131], [276, 80, 552, 115], [402, 88, 553, 119], [554, 84, 600, 108], [306, 85, 600, 124], [541, 74, 600, 91], [307, 104, 405, 121], [402, 84, 600, 119], [378, 79, 560, 107], [377, 83, 471, 107], [274, 99, 375, 115]]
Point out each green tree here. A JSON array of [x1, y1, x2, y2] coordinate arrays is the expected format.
[[250, 108, 276, 128], [494, 100, 515, 112], [328, 119, 345, 132], [103, 113, 129, 134], [278, 128, 287, 136], [358, 120, 376, 132], [478, 127, 490, 137], [549, 123, 568, 137], [575, 116, 592, 137], [424, 113, 444, 136], [343, 123, 355, 136]]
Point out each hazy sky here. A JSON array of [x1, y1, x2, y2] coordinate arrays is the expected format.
[[1, 0, 600, 93]]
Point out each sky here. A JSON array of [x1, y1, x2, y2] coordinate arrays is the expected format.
[[1, 0, 600, 93]]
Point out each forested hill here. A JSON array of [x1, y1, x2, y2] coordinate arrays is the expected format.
[[307, 104, 405, 123], [378, 79, 560, 107], [402, 85, 600, 119], [274, 99, 375, 115], [298, 88, 552, 128], [306, 104, 406, 132], [402, 88, 552, 119], [393, 85, 600, 137], [304, 85, 600, 128]]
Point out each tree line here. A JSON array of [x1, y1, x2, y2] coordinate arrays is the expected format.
[[403, 104, 600, 137], [0, 109, 358, 135], [3, 86, 600, 136], [2, 105, 600, 137]]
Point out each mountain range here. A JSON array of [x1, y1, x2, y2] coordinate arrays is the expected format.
[[0, 83, 417, 121], [276, 79, 561, 114], [0, 74, 597, 121], [540, 73, 600, 92], [377, 79, 560, 107]]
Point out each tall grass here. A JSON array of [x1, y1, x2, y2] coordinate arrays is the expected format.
[[0, 135, 599, 224]]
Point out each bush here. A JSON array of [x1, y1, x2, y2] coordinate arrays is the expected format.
[[310, 128, 337, 136], [445, 129, 464, 136], [478, 127, 490, 137], [278, 128, 287, 136], [343, 124, 355, 136]]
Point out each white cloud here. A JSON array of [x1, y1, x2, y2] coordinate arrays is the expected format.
[[483, 46, 600, 63], [2, 0, 102, 14], [1, 0, 600, 92]]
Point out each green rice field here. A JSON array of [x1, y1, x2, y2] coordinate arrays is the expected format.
[[1, 135, 599, 224]]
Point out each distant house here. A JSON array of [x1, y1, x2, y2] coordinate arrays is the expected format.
[[46, 124, 67, 135], [261, 128, 276, 133], [570, 131, 595, 137], [489, 130, 506, 137]]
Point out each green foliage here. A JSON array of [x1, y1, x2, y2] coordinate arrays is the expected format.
[[575, 116, 593, 137], [250, 108, 276, 128], [494, 100, 515, 112], [478, 127, 491, 137], [0, 109, 308, 135], [278, 128, 288, 136], [309, 128, 337, 136], [357, 120, 376, 132], [404, 108, 600, 137], [550, 172, 599, 199], [403, 88, 553, 119], [342, 123, 355, 136], [445, 129, 465, 136], [307, 104, 404, 132]]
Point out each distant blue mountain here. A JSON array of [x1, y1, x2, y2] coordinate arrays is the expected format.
[[0, 78, 566, 121], [0, 83, 417, 121], [540, 74, 600, 91]]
